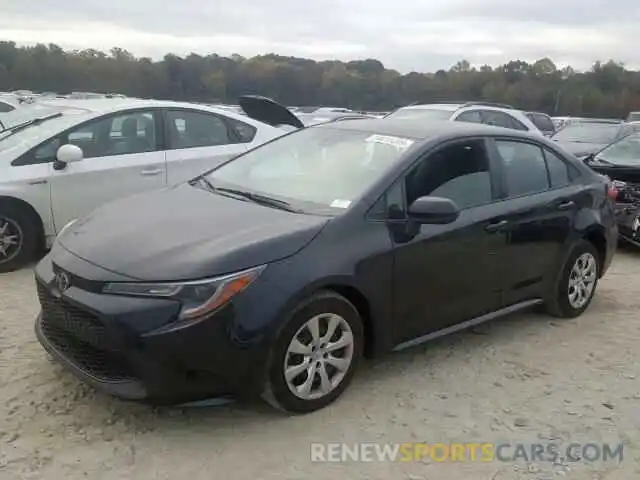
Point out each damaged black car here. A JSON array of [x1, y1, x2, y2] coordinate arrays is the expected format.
[[584, 132, 640, 247]]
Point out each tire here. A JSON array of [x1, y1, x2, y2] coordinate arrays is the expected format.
[[544, 239, 600, 318], [0, 204, 39, 273], [262, 291, 364, 414]]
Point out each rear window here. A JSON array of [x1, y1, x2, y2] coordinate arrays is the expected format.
[[527, 113, 555, 132], [227, 117, 257, 143]]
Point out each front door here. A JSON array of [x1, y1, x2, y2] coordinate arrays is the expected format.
[[163, 109, 250, 185], [391, 138, 508, 344], [48, 109, 166, 231]]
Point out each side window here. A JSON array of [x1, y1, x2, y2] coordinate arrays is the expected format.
[[495, 140, 549, 197], [455, 111, 483, 124], [65, 110, 158, 158], [481, 110, 511, 128], [504, 113, 528, 131], [544, 150, 570, 187], [35, 138, 62, 162], [536, 114, 555, 132], [482, 111, 528, 131], [13, 137, 62, 166], [0, 101, 15, 113], [227, 117, 257, 143], [405, 139, 493, 210], [167, 110, 232, 149]]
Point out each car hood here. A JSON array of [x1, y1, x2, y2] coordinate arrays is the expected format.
[[239, 95, 305, 129], [553, 140, 605, 157], [58, 183, 330, 281], [587, 164, 640, 183]]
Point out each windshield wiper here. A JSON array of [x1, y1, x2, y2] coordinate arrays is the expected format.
[[192, 176, 216, 192], [215, 187, 302, 213], [0, 112, 63, 138]]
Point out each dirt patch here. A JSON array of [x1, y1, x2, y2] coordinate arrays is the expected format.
[[1, 252, 640, 479]]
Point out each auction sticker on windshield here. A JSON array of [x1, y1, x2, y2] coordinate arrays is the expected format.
[[365, 134, 414, 151]]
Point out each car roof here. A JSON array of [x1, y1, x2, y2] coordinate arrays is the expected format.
[[315, 118, 540, 141], [0, 98, 263, 131], [398, 103, 462, 112], [35, 98, 248, 116]]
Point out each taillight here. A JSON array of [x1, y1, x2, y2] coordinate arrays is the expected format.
[[607, 183, 619, 200]]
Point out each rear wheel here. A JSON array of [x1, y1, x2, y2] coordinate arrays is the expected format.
[[262, 291, 364, 414], [544, 239, 600, 318], [0, 204, 39, 273]]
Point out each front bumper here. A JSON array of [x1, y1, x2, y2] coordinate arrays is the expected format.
[[33, 252, 273, 405], [615, 202, 640, 247]]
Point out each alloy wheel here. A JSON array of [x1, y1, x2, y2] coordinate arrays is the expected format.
[[567, 252, 597, 309], [0, 217, 23, 264], [283, 313, 355, 401]]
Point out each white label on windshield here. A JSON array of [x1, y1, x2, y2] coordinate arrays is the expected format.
[[330, 199, 352, 209], [365, 134, 414, 151]]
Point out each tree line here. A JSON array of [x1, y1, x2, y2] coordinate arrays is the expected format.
[[1, 40, 639, 118]]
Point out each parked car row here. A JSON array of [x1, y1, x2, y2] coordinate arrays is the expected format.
[[3, 95, 637, 275], [0, 90, 627, 414]]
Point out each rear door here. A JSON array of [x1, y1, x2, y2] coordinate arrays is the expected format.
[[48, 109, 166, 231], [487, 138, 582, 305], [162, 108, 252, 184]]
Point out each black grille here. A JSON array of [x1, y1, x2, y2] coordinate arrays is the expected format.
[[37, 282, 134, 382]]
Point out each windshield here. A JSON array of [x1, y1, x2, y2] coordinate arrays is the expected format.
[[597, 133, 640, 166], [385, 108, 453, 121], [552, 123, 622, 144], [0, 112, 87, 155], [206, 126, 416, 212]]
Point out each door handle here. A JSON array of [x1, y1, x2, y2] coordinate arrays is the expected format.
[[485, 220, 509, 232], [140, 168, 163, 176], [556, 200, 575, 211]]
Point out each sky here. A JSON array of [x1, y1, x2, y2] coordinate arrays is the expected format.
[[1, 0, 639, 73]]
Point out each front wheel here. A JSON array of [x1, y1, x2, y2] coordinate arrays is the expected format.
[[544, 239, 600, 318], [0, 205, 39, 274], [262, 291, 364, 414]]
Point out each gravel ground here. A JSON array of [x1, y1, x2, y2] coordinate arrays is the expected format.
[[1, 249, 640, 480]]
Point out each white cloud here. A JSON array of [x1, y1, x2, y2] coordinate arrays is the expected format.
[[1, 0, 639, 72]]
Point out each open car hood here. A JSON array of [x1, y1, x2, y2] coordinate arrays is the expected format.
[[239, 95, 305, 129]]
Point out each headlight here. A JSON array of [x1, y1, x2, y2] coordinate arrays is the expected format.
[[102, 265, 266, 321]]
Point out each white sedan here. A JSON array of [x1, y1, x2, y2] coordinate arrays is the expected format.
[[0, 97, 296, 272]]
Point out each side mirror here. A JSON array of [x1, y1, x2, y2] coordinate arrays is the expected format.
[[54, 144, 83, 170], [407, 196, 460, 224]]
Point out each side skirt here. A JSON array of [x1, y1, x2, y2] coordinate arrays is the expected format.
[[392, 298, 543, 352]]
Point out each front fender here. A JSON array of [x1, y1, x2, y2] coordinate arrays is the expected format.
[[0, 182, 54, 243]]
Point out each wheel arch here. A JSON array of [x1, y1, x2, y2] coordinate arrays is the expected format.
[[582, 226, 607, 276], [274, 276, 382, 359], [0, 195, 46, 252]]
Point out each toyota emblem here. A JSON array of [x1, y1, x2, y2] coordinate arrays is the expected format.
[[55, 271, 71, 292]]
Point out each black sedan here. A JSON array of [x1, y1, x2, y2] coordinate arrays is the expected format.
[[34, 119, 618, 413], [551, 120, 634, 158]]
